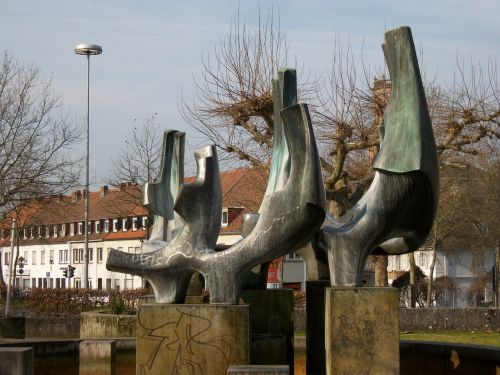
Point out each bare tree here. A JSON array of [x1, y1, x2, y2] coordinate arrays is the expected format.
[[0, 53, 81, 290], [105, 114, 163, 215], [0, 53, 81, 214]]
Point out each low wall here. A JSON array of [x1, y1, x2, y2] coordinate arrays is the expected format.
[[294, 307, 500, 332], [26, 316, 80, 338], [400, 308, 500, 331], [80, 311, 136, 339]]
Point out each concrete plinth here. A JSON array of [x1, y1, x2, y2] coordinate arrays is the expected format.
[[137, 303, 250, 375], [241, 289, 293, 372], [305, 280, 329, 375], [227, 365, 289, 374], [325, 287, 399, 375], [79, 340, 116, 375], [0, 347, 34, 375]]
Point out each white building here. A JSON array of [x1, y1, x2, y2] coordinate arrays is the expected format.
[[388, 247, 495, 307], [0, 168, 273, 291]]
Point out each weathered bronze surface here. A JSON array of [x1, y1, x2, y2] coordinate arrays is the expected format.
[[107, 68, 326, 304], [314, 26, 439, 286]]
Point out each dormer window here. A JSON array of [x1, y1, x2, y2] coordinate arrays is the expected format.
[[45, 226, 50, 238], [23, 228, 27, 239], [38, 226, 41, 238], [132, 217, 138, 231], [61, 224, 66, 237], [104, 220, 109, 233], [95, 221, 100, 234], [142, 216, 148, 230], [53, 224, 58, 238], [30, 227, 34, 239], [112, 219, 118, 232], [122, 218, 128, 232], [77, 222, 83, 235], [221, 209, 229, 227], [70, 223, 74, 236]]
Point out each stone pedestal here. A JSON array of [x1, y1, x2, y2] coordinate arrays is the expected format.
[[241, 289, 293, 372], [325, 287, 399, 375], [80, 340, 116, 375], [0, 347, 33, 375], [227, 365, 289, 374], [137, 303, 250, 375], [306, 280, 329, 375]]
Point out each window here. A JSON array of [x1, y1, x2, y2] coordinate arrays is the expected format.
[[23, 228, 27, 239], [23, 251, 28, 264], [132, 217, 138, 231], [97, 248, 103, 263], [128, 247, 134, 254], [142, 216, 148, 230], [59, 250, 64, 263], [32, 251, 36, 265], [285, 253, 302, 261], [49, 250, 54, 264], [104, 220, 109, 233], [77, 222, 83, 235], [122, 218, 128, 232], [79, 248, 84, 263], [75, 279, 82, 289], [221, 209, 228, 227], [4, 252, 9, 265], [53, 224, 58, 238], [64, 249, 68, 263], [73, 248, 79, 263], [95, 221, 100, 234], [40, 250, 45, 265], [89, 248, 93, 263], [60, 224, 66, 237], [45, 226, 50, 238], [30, 227, 34, 238], [38, 226, 42, 238], [70, 223, 75, 236], [419, 252, 428, 268], [112, 219, 118, 232], [134, 247, 140, 254]]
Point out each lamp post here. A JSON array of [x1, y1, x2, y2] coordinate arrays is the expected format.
[[75, 44, 102, 288]]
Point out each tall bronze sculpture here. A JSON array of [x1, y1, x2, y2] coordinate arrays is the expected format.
[[107, 26, 438, 308], [313, 26, 439, 286]]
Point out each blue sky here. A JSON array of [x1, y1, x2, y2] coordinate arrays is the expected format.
[[1, 0, 499, 185]]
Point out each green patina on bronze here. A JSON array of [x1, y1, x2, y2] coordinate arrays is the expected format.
[[375, 26, 438, 198]]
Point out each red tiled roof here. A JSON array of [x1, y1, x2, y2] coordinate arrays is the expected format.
[[0, 167, 269, 244]]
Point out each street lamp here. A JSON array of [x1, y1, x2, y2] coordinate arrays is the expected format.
[[75, 44, 102, 288]]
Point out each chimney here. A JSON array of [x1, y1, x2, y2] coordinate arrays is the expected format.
[[100, 185, 109, 198], [71, 190, 82, 202]]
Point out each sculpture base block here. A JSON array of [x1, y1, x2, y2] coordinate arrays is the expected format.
[[306, 280, 329, 375], [136, 303, 250, 375], [241, 289, 293, 372], [325, 287, 399, 375]]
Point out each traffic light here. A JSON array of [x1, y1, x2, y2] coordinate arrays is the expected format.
[[63, 269, 68, 278], [68, 266, 75, 278]]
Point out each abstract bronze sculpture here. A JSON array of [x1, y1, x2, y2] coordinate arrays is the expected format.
[[107, 69, 326, 304], [107, 26, 438, 305], [313, 26, 438, 286]]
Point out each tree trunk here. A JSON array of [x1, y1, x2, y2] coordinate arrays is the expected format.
[[495, 241, 500, 308], [374, 255, 388, 286], [426, 241, 439, 308], [408, 253, 416, 308]]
